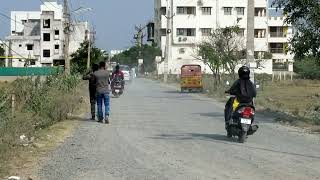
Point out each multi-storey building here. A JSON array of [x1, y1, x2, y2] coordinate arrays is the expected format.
[[154, 0, 294, 74], [4, 0, 89, 67]]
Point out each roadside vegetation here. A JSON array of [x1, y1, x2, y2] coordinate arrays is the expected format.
[[0, 75, 84, 176], [111, 43, 162, 73], [71, 40, 109, 74]]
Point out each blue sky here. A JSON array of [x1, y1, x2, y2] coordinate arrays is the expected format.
[[0, 0, 154, 51]]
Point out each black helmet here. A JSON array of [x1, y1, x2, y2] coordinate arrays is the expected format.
[[115, 64, 120, 70], [238, 66, 250, 80]]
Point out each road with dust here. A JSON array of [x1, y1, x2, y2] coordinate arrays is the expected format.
[[39, 79, 320, 180]]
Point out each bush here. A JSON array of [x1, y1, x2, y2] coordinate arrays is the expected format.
[[294, 57, 320, 79], [0, 75, 81, 147]]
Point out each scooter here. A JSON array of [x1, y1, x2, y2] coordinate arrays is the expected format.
[[225, 96, 259, 143], [111, 77, 124, 98]]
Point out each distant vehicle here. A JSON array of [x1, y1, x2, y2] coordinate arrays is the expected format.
[[120, 65, 131, 81], [180, 64, 203, 93]]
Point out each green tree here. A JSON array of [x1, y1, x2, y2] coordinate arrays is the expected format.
[[272, 0, 320, 62], [70, 41, 108, 74], [195, 26, 245, 83], [0, 45, 5, 67], [111, 44, 161, 73]]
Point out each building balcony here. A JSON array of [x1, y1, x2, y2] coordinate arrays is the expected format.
[[270, 32, 286, 38], [270, 48, 285, 54]]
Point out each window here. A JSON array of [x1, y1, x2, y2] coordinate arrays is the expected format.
[[54, 45, 59, 54], [270, 43, 284, 53], [254, 29, 266, 38], [43, 33, 50, 41], [43, 19, 50, 28], [270, 27, 285, 37], [237, 28, 245, 37], [236, 7, 245, 15], [201, 28, 212, 36], [55, 30, 59, 35], [177, 7, 196, 15], [179, 48, 186, 54], [26, 44, 34, 50], [177, 28, 196, 36], [255, 8, 266, 17], [161, 29, 167, 36], [160, 7, 166, 16], [224, 7, 232, 15], [201, 7, 212, 15], [43, 50, 50, 57]]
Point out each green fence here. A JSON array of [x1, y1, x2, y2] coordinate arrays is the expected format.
[[0, 67, 64, 76]]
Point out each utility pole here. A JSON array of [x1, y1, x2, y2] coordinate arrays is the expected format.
[[134, 25, 146, 75], [63, 0, 71, 75], [87, 29, 96, 70], [8, 40, 12, 67], [164, 0, 174, 83], [246, 0, 255, 83]]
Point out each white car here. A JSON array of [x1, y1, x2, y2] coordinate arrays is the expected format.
[[120, 65, 131, 81]]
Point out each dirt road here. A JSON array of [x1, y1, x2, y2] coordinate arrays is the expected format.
[[39, 79, 320, 180]]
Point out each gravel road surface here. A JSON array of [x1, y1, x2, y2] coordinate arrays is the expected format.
[[39, 79, 320, 180]]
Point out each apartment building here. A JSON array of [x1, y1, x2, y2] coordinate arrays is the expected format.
[[154, 0, 294, 74], [4, 0, 89, 67]]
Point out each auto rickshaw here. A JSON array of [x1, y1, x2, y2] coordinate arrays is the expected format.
[[180, 64, 203, 93]]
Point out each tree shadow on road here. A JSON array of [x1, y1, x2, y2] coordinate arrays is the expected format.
[[151, 133, 320, 160]]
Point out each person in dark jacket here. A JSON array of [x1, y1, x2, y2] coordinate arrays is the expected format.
[[83, 63, 99, 120], [225, 66, 257, 126]]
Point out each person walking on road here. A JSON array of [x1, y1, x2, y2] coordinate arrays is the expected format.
[[82, 63, 99, 120], [93, 61, 111, 124]]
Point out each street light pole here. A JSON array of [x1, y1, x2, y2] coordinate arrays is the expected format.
[[63, 0, 71, 75], [164, 0, 174, 83], [246, 0, 255, 83]]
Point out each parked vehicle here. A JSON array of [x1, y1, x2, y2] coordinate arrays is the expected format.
[[180, 65, 203, 93], [224, 95, 259, 143]]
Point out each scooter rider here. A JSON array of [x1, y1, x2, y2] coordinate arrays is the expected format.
[[111, 65, 124, 88], [225, 66, 257, 128]]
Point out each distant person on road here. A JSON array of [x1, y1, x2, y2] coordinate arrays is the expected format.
[[82, 63, 99, 120], [111, 64, 124, 88], [225, 66, 257, 126], [93, 61, 111, 124]]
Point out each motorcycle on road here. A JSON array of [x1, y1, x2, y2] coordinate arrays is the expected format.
[[224, 95, 259, 143], [111, 76, 124, 98]]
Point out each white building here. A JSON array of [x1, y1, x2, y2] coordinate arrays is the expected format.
[[4, 0, 89, 67], [154, 0, 294, 74], [110, 49, 125, 58]]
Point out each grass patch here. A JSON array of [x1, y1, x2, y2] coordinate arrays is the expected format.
[[256, 80, 320, 125]]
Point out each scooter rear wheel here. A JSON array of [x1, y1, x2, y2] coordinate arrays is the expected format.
[[238, 131, 247, 143]]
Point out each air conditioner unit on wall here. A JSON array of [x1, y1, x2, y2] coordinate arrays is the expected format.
[[178, 37, 182, 42], [197, 0, 203, 6], [183, 37, 188, 42]]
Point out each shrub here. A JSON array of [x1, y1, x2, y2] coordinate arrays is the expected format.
[[0, 75, 81, 147], [294, 57, 320, 79]]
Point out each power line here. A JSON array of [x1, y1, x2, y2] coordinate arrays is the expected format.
[[0, 11, 34, 28], [39, 0, 54, 11]]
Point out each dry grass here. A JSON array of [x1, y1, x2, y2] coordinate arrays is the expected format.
[[257, 80, 320, 113], [0, 119, 80, 179], [0, 76, 87, 178]]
